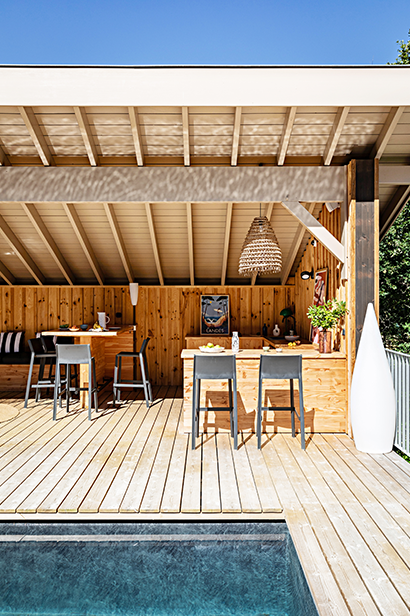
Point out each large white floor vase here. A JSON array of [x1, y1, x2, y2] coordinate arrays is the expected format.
[[351, 303, 396, 453]]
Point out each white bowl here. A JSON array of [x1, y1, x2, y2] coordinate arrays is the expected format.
[[199, 346, 224, 354], [285, 335, 300, 342], [262, 346, 270, 352]]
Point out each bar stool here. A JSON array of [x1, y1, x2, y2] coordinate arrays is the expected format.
[[24, 338, 57, 408], [257, 354, 305, 450], [53, 344, 98, 421], [113, 338, 153, 408], [192, 354, 238, 450]]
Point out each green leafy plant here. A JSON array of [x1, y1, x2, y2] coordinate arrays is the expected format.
[[307, 299, 347, 331]]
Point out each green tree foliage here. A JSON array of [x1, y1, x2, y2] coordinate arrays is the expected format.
[[380, 30, 410, 351]]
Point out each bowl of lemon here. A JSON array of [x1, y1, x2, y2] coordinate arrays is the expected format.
[[199, 342, 224, 353]]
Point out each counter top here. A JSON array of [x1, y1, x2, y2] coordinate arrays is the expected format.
[[181, 344, 345, 360]]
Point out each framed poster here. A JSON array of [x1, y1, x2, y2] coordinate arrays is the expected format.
[[201, 295, 230, 335], [310, 269, 328, 343]]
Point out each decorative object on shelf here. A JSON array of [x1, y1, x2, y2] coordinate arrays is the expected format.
[[351, 303, 396, 453], [129, 282, 139, 381], [309, 268, 328, 343], [97, 312, 110, 329], [262, 323, 268, 337], [280, 307, 296, 336], [201, 295, 229, 335], [300, 267, 314, 280], [307, 298, 347, 354], [231, 331, 240, 353], [238, 204, 282, 277], [272, 324, 280, 337]]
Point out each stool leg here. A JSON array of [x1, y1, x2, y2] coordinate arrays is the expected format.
[[88, 359, 92, 420], [290, 379, 296, 438], [257, 376, 263, 449], [24, 354, 35, 408], [113, 358, 118, 403], [233, 375, 238, 450], [53, 361, 60, 421], [191, 378, 197, 450], [92, 358, 98, 413], [196, 379, 201, 438], [66, 364, 71, 413], [140, 353, 150, 409], [117, 356, 122, 402], [299, 376, 306, 450], [228, 379, 233, 437], [36, 358, 45, 402]]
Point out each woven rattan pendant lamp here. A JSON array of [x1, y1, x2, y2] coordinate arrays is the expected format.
[[238, 205, 282, 277]]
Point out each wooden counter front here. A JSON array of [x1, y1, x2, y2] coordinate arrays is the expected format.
[[182, 346, 347, 435]]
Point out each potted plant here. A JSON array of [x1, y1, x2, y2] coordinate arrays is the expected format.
[[307, 299, 347, 353]]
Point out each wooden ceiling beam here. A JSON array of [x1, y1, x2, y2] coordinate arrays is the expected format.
[[22, 202, 75, 285], [0, 260, 15, 285], [0, 214, 45, 284], [128, 106, 144, 166], [145, 202, 164, 285], [18, 106, 54, 166], [73, 106, 99, 167], [281, 202, 316, 284], [186, 202, 195, 285], [277, 107, 297, 166], [323, 107, 350, 166], [103, 202, 134, 284], [221, 202, 233, 286], [370, 106, 405, 159], [0, 137, 11, 166], [231, 107, 242, 166], [251, 203, 274, 285], [62, 202, 105, 285], [380, 185, 410, 239], [182, 107, 190, 167]]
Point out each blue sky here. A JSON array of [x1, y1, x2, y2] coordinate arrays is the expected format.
[[1, 0, 409, 66]]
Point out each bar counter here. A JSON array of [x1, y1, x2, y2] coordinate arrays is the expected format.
[[181, 344, 347, 435]]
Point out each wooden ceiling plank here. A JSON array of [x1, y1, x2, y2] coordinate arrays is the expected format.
[[18, 106, 54, 166], [323, 107, 350, 166], [186, 202, 195, 285], [128, 107, 144, 166], [0, 214, 45, 284], [370, 106, 405, 159], [0, 259, 15, 285], [73, 106, 99, 167], [221, 202, 233, 286], [62, 202, 105, 285], [380, 185, 410, 239], [281, 202, 316, 284], [182, 107, 190, 167], [251, 202, 274, 285], [231, 107, 242, 166], [145, 202, 164, 285], [281, 201, 344, 263], [22, 202, 76, 285], [103, 202, 134, 283], [277, 107, 297, 166]]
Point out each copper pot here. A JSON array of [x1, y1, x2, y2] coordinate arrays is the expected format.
[[319, 330, 332, 353]]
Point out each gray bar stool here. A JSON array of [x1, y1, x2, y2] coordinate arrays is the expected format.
[[192, 354, 238, 450], [113, 337, 153, 408], [24, 338, 56, 408], [53, 344, 98, 421], [257, 354, 305, 450]]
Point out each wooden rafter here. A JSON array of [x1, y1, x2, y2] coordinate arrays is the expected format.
[[251, 203, 274, 285], [0, 214, 45, 284], [323, 107, 350, 166], [18, 106, 54, 166], [186, 202, 195, 285], [277, 107, 297, 166], [221, 202, 233, 286], [0, 137, 11, 166], [380, 185, 410, 239], [62, 202, 105, 286], [281, 201, 344, 263], [182, 107, 190, 166], [22, 203, 75, 285], [281, 202, 316, 284], [231, 107, 242, 166], [73, 106, 99, 167], [145, 202, 164, 285], [128, 106, 144, 166], [0, 260, 15, 285], [370, 106, 405, 160], [103, 202, 134, 284]]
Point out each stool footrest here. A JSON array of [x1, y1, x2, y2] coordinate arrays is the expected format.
[[197, 406, 234, 412]]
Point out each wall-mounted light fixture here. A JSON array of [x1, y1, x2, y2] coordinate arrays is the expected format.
[[300, 267, 314, 281]]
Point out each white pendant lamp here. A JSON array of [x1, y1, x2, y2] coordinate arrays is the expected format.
[[238, 208, 282, 277], [351, 303, 396, 453]]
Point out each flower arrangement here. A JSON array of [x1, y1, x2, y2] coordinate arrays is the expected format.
[[307, 299, 347, 331]]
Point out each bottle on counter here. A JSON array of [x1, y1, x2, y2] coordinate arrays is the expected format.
[[232, 331, 240, 353], [273, 324, 280, 337], [262, 323, 268, 337]]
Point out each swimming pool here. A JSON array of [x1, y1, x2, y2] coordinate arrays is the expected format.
[[0, 522, 318, 616]]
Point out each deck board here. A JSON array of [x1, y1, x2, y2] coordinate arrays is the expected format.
[[0, 388, 409, 616]]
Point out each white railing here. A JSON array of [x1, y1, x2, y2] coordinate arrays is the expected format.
[[386, 349, 410, 456]]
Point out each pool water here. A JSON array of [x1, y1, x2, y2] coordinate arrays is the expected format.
[[0, 523, 318, 616]]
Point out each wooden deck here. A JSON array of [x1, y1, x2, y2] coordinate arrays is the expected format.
[[1, 386, 410, 616]]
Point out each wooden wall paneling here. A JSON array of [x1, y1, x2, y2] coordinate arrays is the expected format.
[[48, 287, 59, 330], [25, 288, 36, 339], [83, 287, 94, 326], [261, 287, 274, 335], [14, 287, 25, 332], [93, 287, 105, 322], [240, 287, 251, 335], [104, 287, 115, 325], [229, 287, 240, 334], [37, 287, 49, 332], [251, 287, 261, 334], [114, 287, 123, 326], [59, 287, 71, 326], [72, 288, 84, 325]]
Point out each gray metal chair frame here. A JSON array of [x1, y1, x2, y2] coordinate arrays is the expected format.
[[192, 354, 238, 450], [113, 338, 153, 408], [257, 354, 305, 450], [24, 338, 57, 408], [53, 344, 98, 421]]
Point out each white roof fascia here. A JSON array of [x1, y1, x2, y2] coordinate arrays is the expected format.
[[0, 66, 409, 107]]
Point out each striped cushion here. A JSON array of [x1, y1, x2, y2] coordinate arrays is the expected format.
[[0, 331, 25, 354]]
